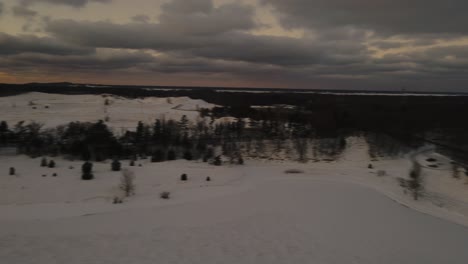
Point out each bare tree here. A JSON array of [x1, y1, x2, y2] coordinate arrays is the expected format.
[[294, 138, 308, 162], [408, 160, 423, 200], [120, 169, 136, 197]]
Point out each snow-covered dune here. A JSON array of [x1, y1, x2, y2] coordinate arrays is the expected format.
[[1, 161, 468, 263], [0, 92, 216, 130], [2, 137, 468, 263]]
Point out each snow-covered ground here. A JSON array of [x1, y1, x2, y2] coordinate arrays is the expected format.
[[2, 137, 468, 263], [0, 92, 216, 131]]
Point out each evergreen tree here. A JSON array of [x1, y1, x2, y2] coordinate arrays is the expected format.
[[213, 156, 222, 166], [167, 150, 176, 160], [112, 159, 121, 171], [9, 167, 15, 176], [151, 149, 164, 162], [41, 157, 48, 167], [48, 160, 55, 168], [82, 161, 94, 180], [180, 173, 188, 181]]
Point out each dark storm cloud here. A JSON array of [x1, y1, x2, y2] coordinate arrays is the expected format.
[[12, 5, 38, 17], [21, 0, 111, 8], [131, 14, 150, 23], [46, 16, 367, 67], [0, 50, 153, 72], [3, 0, 468, 91], [0, 33, 95, 55], [261, 0, 468, 35]]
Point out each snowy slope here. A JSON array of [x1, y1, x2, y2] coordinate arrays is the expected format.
[[0, 93, 216, 131], [2, 137, 468, 263]]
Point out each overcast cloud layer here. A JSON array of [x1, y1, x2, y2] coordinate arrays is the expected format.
[[0, 0, 468, 91]]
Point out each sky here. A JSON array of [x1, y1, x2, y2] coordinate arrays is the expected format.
[[0, 0, 468, 91]]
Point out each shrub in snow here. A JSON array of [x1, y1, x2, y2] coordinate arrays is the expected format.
[[160, 191, 170, 199], [377, 170, 386, 177], [81, 161, 94, 180], [202, 155, 209, 162], [111, 159, 121, 171], [368, 164, 373, 169], [48, 160, 56, 168], [206, 176, 211, 182], [9, 167, 15, 176], [113, 197, 123, 204], [41, 157, 48, 167], [180, 173, 188, 181], [120, 169, 136, 197], [129, 160, 135, 166], [53, 173, 57, 177], [238, 156, 244, 165], [42, 174, 46, 177]]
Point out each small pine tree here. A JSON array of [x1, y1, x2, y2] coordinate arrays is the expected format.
[[41, 157, 48, 167], [9, 167, 15, 175], [238, 156, 244, 165], [82, 161, 94, 180], [129, 160, 136, 166], [111, 159, 121, 171], [213, 156, 222, 166], [167, 150, 176, 161], [180, 173, 188, 181], [206, 176, 211, 182], [368, 164, 373, 169], [48, 160, 56, 168]]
